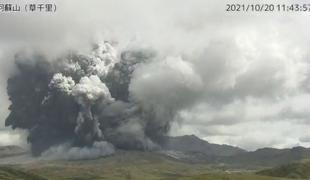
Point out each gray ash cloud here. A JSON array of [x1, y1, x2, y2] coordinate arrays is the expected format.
[[5, 42, 179, 157]]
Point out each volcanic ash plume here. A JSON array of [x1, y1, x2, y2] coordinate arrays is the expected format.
[[49, 73, 114, 147], [5, 41, 201, 159]]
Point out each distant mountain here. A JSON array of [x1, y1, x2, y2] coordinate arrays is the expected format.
[[163, 136, 310, 168], [163, 135, 246, 156], [257, 161, 310, 179], [222, 146, 310, 168], [0, 145, 28, 158]]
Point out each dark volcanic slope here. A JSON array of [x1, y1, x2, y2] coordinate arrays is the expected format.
[[164, 135, 246, 156]]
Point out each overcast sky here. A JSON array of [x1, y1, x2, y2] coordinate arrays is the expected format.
[[1, 0, 310, 151]]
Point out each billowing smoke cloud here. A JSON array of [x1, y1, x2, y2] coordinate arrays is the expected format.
[[2, 0, 310, 153], [5, 41, 198, 158], [42, 141, 115, 160]]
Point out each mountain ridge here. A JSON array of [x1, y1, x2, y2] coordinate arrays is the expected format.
[[164, 135, 246, 157]]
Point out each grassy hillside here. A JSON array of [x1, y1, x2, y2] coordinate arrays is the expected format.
[[0, 151, 296, 180], [179, 173, 291, 180], [0, 166, 46, 180], [18, 151, 211, 180], [257, 161, 310, 179]]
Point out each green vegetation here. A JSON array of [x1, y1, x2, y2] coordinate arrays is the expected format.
[[0, 165, 293, 180], [0, 166, 46, 180], [178, 173, 291, 180], [0, 151, 297, 180], [257, 161, 310, 179], [19, 152, 212, 180]]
